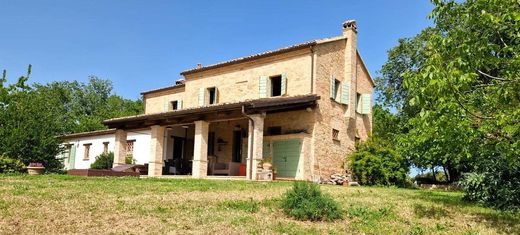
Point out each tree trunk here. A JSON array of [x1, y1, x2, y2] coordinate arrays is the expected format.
[[443, 166, 450, 183], [431, 167, 437, 183]]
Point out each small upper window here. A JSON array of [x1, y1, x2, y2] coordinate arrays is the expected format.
[[171, 101, 178, 110], [208, 87, 217, 105], [332, 129, 339, 141], [270, 75, 282, 97]]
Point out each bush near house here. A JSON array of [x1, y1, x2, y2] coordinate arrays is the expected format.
[[280, 181, 343, 221], [0, 154, 26, 173], [349, 139, 411, 187], [90, 152, 114, 169]]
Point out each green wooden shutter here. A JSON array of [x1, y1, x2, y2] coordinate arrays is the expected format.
[[361, 94, 371, 114], [198, 88, 205, 106], [163, 101, 169, 112], [281, 73, 287, 95], [69, 145, 76, 169], [340, 82, 350, 105], [259, 76, 268, 98], [214, 87, 219, 103], [168, 101, 173, 111], [178, 100, 183, 109], [330, 76, 335, 99]]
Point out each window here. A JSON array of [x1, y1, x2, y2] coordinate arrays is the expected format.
[[270, 75, 282, 97], [332, 129, 339, 141], [83, 143, 92, 160], [103, 142, 109, 153], [267, 126, 282, 136], [355, 93, 362, 113], [126, 140, 136, 154], [207, 87, 217, 105], [171, 101, 178, 110]]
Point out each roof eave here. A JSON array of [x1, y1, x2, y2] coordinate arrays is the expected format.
[[180, 41, 317, 76]]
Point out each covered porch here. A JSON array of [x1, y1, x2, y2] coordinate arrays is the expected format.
[[103, 95, 318, 180]]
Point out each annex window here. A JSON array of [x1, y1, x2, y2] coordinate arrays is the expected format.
[[83, 143, 92, 160], [332, 129, 340, 141], [270, 75, 282, 97], [103, 142, 109, 153], [126, 140, 136, 155]]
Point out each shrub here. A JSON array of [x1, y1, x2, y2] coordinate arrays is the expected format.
[[459, 158, 520, 210], [280, 181, 343, 221], [90, 152, 114, 169], [0, 154, 26, 173], [125, 154, 135, 164], [349, 138, 410, 187]]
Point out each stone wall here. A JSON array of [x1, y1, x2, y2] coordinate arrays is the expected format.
[[312, 39, 353, 179], [354, 53, 374, 140], [143, 48, 313, 113], [310, 29, 374, 180]]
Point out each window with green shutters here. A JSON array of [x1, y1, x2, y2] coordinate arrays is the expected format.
[[329, 76, 341, 102]]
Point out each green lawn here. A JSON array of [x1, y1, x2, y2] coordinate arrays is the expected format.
[[0, 175, 518, 234]]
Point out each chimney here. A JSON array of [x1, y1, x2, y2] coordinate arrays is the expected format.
[[342, 19, 357, 35], [196, 63, 202, 69]]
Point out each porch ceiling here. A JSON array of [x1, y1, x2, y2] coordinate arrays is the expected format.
[[103, 95, 319, 129]]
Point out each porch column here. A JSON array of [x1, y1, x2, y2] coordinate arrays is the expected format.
[[246, 113, 265, 180], [113, 129, 127, 168], [148, 125, 166, 176], [192, 120, 209, 179]]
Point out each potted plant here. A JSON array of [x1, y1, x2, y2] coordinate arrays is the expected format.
[[27, 162, 45, 175], [261, 156, 273, 170]]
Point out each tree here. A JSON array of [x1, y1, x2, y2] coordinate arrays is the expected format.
[[0, 66, 65, 171], [0, 66, 144, 172], [377, 0, 519, 208]]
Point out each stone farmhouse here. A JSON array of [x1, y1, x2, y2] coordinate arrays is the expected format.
[[59, 20, 374, 181]]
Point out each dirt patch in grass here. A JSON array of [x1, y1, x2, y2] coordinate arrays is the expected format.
[[0, 175, 518, 234]]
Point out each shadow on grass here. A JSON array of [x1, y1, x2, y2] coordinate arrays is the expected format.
[[473, 210, 520, 234], [411, 189, 520, 234]]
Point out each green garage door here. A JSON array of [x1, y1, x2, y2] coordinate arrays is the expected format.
[[272, 139, 301, 178]]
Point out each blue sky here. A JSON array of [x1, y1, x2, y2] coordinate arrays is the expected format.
[[0, 0, 433, 100]]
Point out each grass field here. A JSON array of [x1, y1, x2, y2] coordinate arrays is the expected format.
[[0, 175, 518, 234]]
